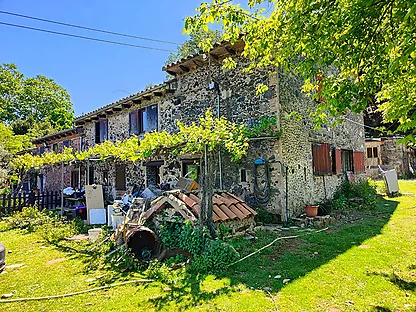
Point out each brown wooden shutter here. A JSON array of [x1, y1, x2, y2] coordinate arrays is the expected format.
[[312, 143, 331, 175], [353, 151, 365, 173], [335, 149, 342, 173]]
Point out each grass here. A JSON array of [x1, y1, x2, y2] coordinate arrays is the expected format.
[[1, 180, 416, 311]]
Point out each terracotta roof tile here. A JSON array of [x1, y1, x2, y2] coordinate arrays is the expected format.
[[145, 191, 256, 223]]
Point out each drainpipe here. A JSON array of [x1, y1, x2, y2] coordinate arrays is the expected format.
[[217, 91, 223, 190], [60, 162, 64, 215], [87, 159, 90, 185], [285, 165, 289, 223]]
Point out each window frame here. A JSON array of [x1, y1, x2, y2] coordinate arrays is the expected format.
[[182, 159, 200, 182], [95, 119, 108, 144], [341, 149, 354, 172]]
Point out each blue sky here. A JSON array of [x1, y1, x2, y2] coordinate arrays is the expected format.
[[0, 0, 242, 116]]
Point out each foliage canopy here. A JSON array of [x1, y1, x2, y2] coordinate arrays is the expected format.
[[0, 63, 74, 134], [184, 0, 416, 143]]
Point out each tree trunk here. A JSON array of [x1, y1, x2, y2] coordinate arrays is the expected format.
[[199, 145, 217, 238]]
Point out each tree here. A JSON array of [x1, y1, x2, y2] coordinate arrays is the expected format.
[[0, 63, 74, 133], [184, 0, 416, 143], [0, 122, 27, 193], [165, 29, 222, 71]]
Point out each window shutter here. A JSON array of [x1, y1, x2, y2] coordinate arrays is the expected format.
[[129, 111, 140, 135], [353, 151, 365, 173], [312, 143, 331, 175], [335, 149, 342, 173], [95, 122, 100, 144]]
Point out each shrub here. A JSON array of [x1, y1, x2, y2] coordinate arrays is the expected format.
[[254, 206, 281, 224], [331, 179, 377, 211], [5, 206, 87, 243], [156, 220, 240, 273]]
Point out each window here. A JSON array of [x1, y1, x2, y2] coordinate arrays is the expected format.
[[63, 140, 70, 148], [331, 147, 337, 174], [145, 161, 163, 186], [115, 164, 126, 190], [129, 105, 158, 136], [240, 168, 247, 183], [88, 167, 95, 185], [39, 146, 45, 155], [182, 159, 199, 181], [52, 143, 58, 153], [71, 171, 79, 189], [341, 149, 354, 172], [373, 147, 378, 158], [367, 147, 378, 158], [95, 119, 108, 143], [312, 143, 332, 175], [102, 171, 109, 185]]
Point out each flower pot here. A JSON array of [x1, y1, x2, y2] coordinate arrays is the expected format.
[[305, 205, 319, 217]]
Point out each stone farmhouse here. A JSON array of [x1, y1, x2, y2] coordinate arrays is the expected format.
[[31, 40, 366, 221]]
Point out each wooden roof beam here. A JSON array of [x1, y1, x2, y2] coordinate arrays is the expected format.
[[225, 46, 236, 55], [122, 103, 132, 108], [179, 65, 190, 72], [166, 70, 177, 77], [132, 99, 142, 105], [153, 92, 163, 97], [210, 53, 219, 60], [112, 107, 122, 112]]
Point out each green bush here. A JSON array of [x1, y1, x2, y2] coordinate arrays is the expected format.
[[156, 220, 240, 274], [254, 206, 281, 224], [331, 179, 377, 211], [5, 206, 87, 243]]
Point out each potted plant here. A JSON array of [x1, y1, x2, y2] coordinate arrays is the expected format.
[[305, 202, 319, 217]]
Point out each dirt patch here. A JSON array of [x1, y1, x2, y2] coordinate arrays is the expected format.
[[67, 234, 89, 241], [266, 237, 306, 260], [46, 258, 67, 265]]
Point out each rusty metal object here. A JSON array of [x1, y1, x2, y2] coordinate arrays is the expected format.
[[125, 226, 160, 261]]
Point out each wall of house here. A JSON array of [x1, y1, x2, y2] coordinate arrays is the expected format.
[[365, 137, 415, 179], [45, 55, 365, 220], [278, 69, 366, 218]]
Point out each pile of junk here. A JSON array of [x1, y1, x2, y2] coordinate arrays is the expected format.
[[104, 177, 257, 262], [108, 177, 199, 262]]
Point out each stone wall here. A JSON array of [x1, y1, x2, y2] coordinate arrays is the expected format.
[[49, 54, 365, 220], [366, 137, 416, 179]]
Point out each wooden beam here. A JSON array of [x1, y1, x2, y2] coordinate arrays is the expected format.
[[91, 116, 99, 121], [112, 107, 122, 112], [132, 99, 142, 105], [98, 114, 107, 119], [225, 47, 236, 55], [179, 65, 190, 72], [166, 70, 177, 77], [105, 110, 114, 115], [75, 121, 85, 126], [153, 92, 163, 97], [143, 95, 151, 101], [122, 103, 132, 108], [210, 53, 219, 60]]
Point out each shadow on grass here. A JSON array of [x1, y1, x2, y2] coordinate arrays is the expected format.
[[135, 197, 400, 310], [219, 197, 399, 292], [142, 272, 232, 311]]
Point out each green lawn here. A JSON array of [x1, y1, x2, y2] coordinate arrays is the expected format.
[[1, 180, 415, 311]]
